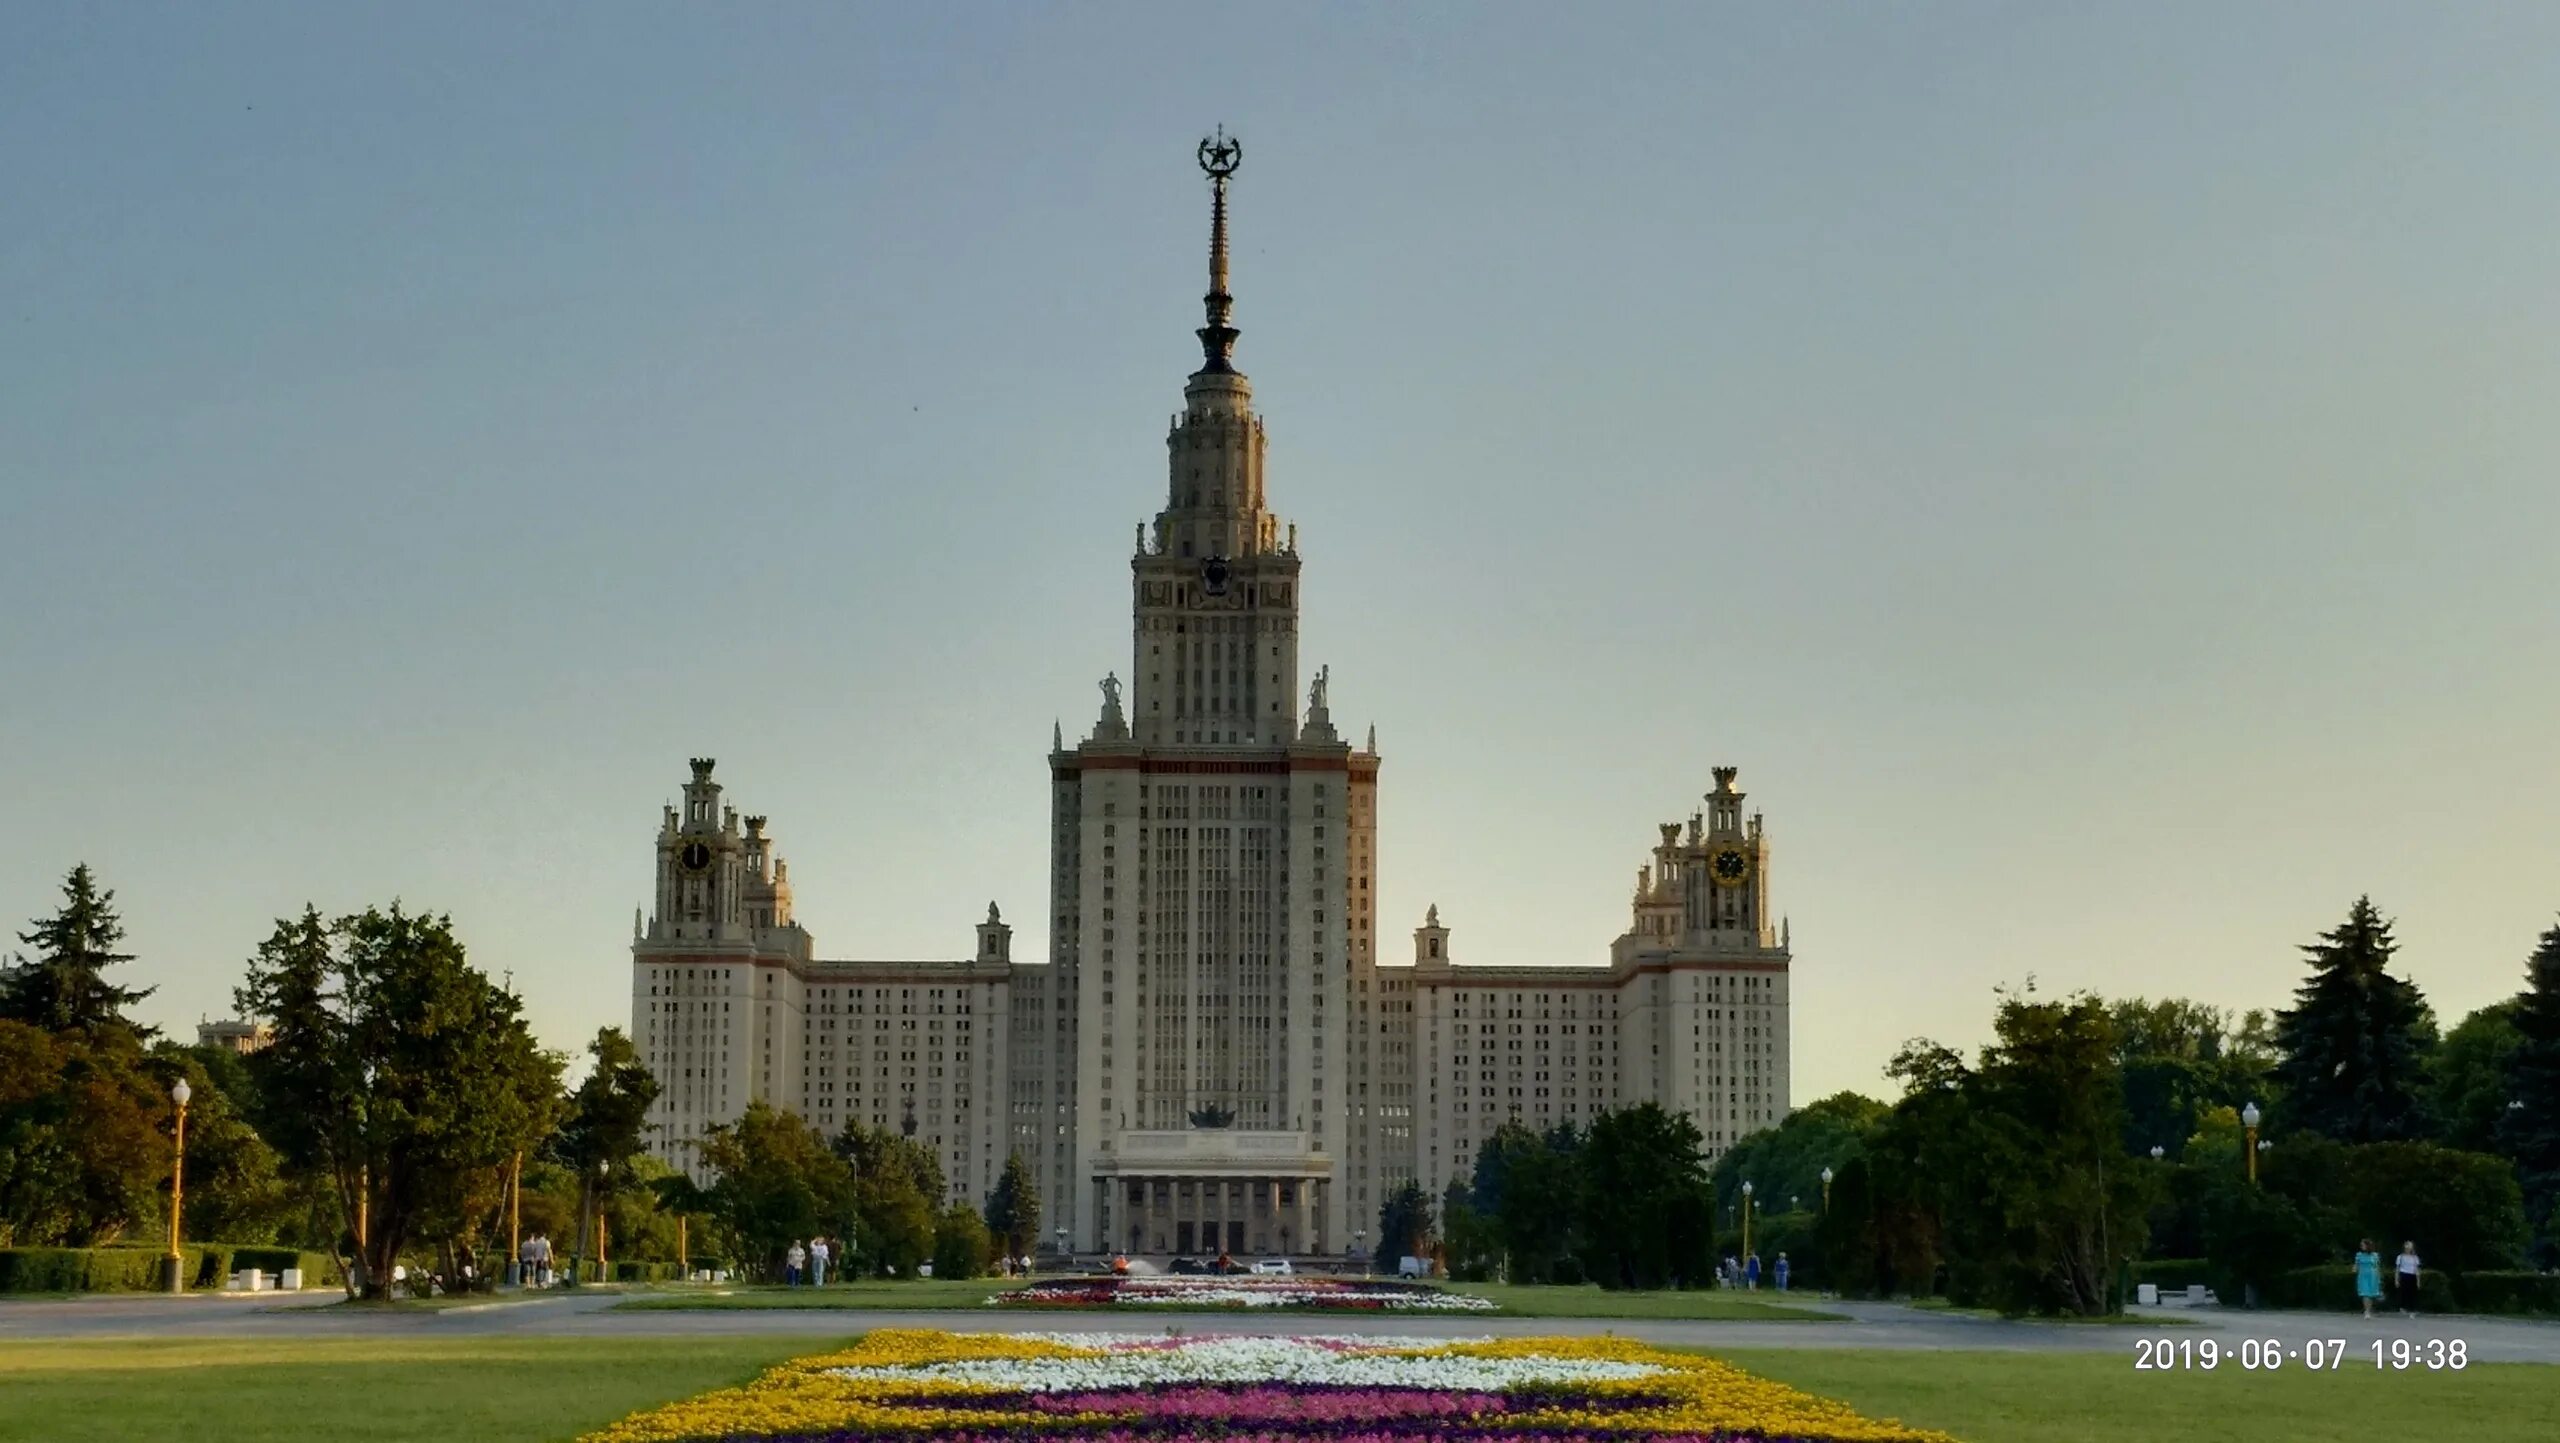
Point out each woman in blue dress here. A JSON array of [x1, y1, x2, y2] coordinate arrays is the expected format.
[[2353, 1238, 2383, 1318]]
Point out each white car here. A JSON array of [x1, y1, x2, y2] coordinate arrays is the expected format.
[[1250, 1257, 1293, 1275]]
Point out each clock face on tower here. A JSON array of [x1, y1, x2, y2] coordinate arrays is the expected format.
[[1709, 846, 1751, 886], [679, 841, 713, 873], [1200, 555, 1231, 595]]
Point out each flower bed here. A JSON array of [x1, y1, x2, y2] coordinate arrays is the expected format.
[[990, 1276, 1499, 1312], [581, 1328, 1958, 1442]]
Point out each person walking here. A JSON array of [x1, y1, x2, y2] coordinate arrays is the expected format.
[[2394, 1241, 2422, 1316], [785, 1240, 807, 1287], [533, 1233, 552, 1288], [2353, 1239, 2383, 1319], [1745, 1252, 1762, 1291], [518, 1233, 536, 1288], [1775, 1252, 1791, 1293], [810, 1235, 830, 1288]]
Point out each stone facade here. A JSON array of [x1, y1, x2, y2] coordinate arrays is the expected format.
[[629, 140, 1791, 1252]]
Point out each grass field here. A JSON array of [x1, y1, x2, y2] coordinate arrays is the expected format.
[[1726, 1348, 2560, 1443], [0, 1336, 828, 1443], [3, 1335, 2550, 1442], [616, 1277, 1835, 1320]]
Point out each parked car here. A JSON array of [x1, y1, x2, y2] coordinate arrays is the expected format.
[[1250, 1257, 1293, 1275], [1169, 1256, 1205, 1275]]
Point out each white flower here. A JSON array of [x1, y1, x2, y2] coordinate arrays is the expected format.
[[826, 1334, 1664, 1393], [990, 1279, 1498, 1311]]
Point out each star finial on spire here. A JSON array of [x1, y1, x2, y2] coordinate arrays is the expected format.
[[1194, 127, 1243, 374]]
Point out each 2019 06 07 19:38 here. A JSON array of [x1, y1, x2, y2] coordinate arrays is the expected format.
[[2135, 1337, 2468, 1370]]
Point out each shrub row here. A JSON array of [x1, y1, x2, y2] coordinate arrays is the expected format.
[[0, 1244, 341, 1293], [2130, 1258, 2211, 1292], [2181, 1263, 2560, 1320], [2127, 1258, 2559, 1315]]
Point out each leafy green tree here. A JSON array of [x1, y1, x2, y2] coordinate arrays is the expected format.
[[150, 1044, 287, 1244], [0, 1020, 166, 1245], [1375, 1178, 1433, 1264], [1712, 1091, 1884, 1224], [2430, 1002, 2523, 1154], [834, 1119, 940, 1277], [2499, 918, 2560, 1256], [554, 1027, 661, 1277], [1576, 1103, 1713, 1290], [933, 1200, 993, 1279], [3, 865, 154, 1040], [2337, 1141, 2527, 1273], [1469, 1120, 1581, 1282], [2271, 897, 2436, 1142], [1882, 995, 2158, 1315], [982, 1150, 1040, 1260], [556, 1028, 661, 1175], [598, 1153, 685, 1265], [1438, 1176, 1499, 1281], [694, 1101, 855, 1278], [2109, 998, 2278, 1159], [236, 905, 563, 1296]]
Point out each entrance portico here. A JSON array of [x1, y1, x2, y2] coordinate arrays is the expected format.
[[1092, 1129, 1331, 1256]]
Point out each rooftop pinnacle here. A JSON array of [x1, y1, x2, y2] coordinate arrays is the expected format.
[[1195, 127, 1242, 375]]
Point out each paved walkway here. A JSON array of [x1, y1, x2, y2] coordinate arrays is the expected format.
[[4, 1290, 2555, 1363]]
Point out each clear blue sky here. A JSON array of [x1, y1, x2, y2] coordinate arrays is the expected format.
[[6, 4, 2556, 1101]]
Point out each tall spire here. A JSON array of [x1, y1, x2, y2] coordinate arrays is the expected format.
[[1195, 127, 1242, 374]]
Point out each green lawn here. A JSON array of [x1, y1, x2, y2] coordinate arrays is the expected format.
[[0, 1336, 833, 1443], [2, 1336, 2551, 1442], [1726, 1348, 2560, 1443], [617, 1277, 1834, 1320]]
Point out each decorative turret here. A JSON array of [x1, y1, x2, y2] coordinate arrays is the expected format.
[[1414, 904, 1450, 965], [977, 902, 1013, 964]]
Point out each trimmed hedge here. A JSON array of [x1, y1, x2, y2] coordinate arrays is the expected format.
[[0, 1244, 341, 1294], [2444, 1271, 2560, 1315], [2258, 1264, 2458, 1313]]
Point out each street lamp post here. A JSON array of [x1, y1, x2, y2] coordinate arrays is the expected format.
[[1056, 1225, 1069, 1270], [1740, 1181, 1755, 1282], [2150, 1146, 2165, 1161], [1353, 1227, 1367, 1276], [595, 1160, 611, 1283], [2241, 1102, 2262, 1185], [165, 1079, 192, 1294], [1819, 1166, 1833, 1213], [511, 1150, 526, 1275]]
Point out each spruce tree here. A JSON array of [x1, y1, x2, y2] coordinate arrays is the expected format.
[[2, 863, 154, 1038], [2270, 896, 2434, 1142], [2498, 917, 2560, 1234], [983, 1150, 1040, 1259]]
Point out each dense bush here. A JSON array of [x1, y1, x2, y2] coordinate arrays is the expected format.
[[2129, 1258, 2211, 1293], [933, 1202, 993, 1281], [2255, 1263, 2457, 1312], [2451, 1271, 2560, 1315]]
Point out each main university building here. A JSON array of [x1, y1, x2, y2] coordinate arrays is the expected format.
[[632, 137, 1793, 1259]]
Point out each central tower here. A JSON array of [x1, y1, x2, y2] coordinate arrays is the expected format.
[[1024, 131, 1381, 1259], [1133, 128, 1300, 749]]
